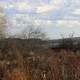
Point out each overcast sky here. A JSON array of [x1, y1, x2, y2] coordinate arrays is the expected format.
[[0, 0, 80, 39]]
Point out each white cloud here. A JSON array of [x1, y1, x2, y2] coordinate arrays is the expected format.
[[72, 9, 80, 15], [57, 20, 80, 27], [36, 5, 53, 13], [36, 0, 64, 13], [34, 19, 54, 28], [15, 2, 32, 11], [0, 1, 32, 11], [34, 20, 80, 28], [0, 0, 64, 14]]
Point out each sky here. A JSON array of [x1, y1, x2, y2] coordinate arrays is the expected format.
[[0, 0, 80, 39]]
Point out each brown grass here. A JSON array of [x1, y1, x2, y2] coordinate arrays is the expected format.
[[0, 41, 80, 80]]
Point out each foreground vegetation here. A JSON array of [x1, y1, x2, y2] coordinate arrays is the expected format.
[[0, 38, 80, 80]]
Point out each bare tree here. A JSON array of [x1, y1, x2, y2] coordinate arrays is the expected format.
[[18, 25, 47, 40], [60, 32, 75, 50]]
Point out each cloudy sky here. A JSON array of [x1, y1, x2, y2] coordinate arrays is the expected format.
[[0, 0, 80, 39]]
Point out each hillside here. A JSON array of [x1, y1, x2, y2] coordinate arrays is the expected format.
[[49, 37, 80, 51]]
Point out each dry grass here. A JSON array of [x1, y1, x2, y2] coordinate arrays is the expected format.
[[0, 41, 80, 80]]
